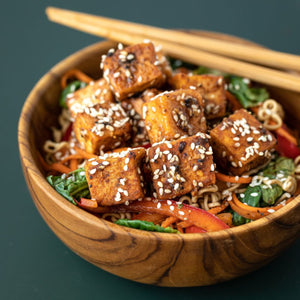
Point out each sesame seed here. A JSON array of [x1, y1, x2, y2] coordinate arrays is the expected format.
[[250, 192, 258, 197], [125, 158, 129, 164], [170, 205, 175, 211], [267, 209, 275, 213], [167, 200, 172, 205], [157, 202, 161, 208], [90, 169, 96, 175], [123, 165, 128, 171]]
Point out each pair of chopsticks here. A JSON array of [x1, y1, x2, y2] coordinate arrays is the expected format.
[[46, 7, 300, 93]]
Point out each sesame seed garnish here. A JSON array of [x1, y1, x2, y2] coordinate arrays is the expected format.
[[90, 169, 96, 175], [170, 205, 175, 211], [123, 165, 128, 171]]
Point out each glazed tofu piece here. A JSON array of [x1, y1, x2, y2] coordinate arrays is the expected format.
[[67, 78, 115, 119], [148, 134, 216, 200], [144, 89, 207, 144], [169, 73, 226, 119], [101, 42, 166, 100], [85, 148, 146, 205], [210, 109, 276, 176], [73, 103, 131, 154], [121, 89, 160, 146]]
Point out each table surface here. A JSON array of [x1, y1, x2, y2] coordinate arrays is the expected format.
[[2, 0, 300, 299]]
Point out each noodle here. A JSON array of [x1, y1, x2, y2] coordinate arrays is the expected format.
[[257, 99, 284, 130]]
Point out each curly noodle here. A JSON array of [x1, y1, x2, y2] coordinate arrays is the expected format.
[[257, 99, 284, 130]]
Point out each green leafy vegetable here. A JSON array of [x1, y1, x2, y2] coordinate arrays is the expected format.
[[193, 66, 229, 77], [59, 80, 87, 108], [168, 57, 198, 71], [232, 186, 261, 226], [262, 156, 295, 179], [261, 184, 283, 205], [47, 168, 90, 205], [115, 219, 179, 233], [233, 156, 296, 224], [228, 76, 269, 108]]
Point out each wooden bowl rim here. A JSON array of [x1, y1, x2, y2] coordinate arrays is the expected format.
[[18, 32, 300, 242]]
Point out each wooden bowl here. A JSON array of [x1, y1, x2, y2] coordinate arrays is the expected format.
[[18, 32, 300, 287]]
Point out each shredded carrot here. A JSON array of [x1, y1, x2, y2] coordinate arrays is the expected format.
[[74, 146, 99, 160], [207, 202, 228, 215], [60, 154, 87, 164], [216, 172, 252, 184], [60, 69, 93, 89], [176, 220, 193, 229], [216, 213, 233, 227], [225, 90, 242, 111], [229, 193, 293, 220], [70, 159, 78, 171], [161, 216, 178, 228], [38, 152, 71, 174]]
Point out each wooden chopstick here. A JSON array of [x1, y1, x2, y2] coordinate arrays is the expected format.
[[45, 7, 300, 93], [46, 7, 300, 72]]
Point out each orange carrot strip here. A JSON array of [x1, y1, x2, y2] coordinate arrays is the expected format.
[[229, 193, 292, 220], [225, 90, 242, 111], [61, 69, 93, 89], [49, 163, 72, 174], [216, 172, 252, 184], [216, 213, 233, 227], [75, 198, 111, 213], [176, 220, 193, 229], [74, 146, 98, 159], [207, 202, 228, 215], [161, 216, 178, 228], [38, 152, 71, 174], [70, 159, 78, 171], [60, 154, 86, 164]]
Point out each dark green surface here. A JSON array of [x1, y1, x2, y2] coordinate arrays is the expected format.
[[1, 0, 300, 299]]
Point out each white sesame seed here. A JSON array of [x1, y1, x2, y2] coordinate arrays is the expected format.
[[90, 169, 96, 175]]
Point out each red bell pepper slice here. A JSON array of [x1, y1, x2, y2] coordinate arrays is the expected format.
[[276, 133, 300, 159], [113, 199, 229, 232], [61, 123, 73, 142], [185, 226, 207, 233]]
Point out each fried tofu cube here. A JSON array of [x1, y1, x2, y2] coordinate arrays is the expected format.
[[121, 89, 161, 146], [85, 148, 146, 205], [169, 73, 226, 119], [67, 78, 115, 119], [101, 43, 165, 100], [210, 109, 276, 175], [144, 89, 207, 144], [73, 103, 131, 154], [148, 134, 215, 200]]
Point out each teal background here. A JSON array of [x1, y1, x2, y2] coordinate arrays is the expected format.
[[1, 0, 300, 299]]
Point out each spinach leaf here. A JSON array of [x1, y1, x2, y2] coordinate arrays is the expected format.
[[262, 156, 295, 179], [228, 76, 269, 108], [59, 80, 87, 108], [47, 168, 90, 205], [115, 219, 179, 233], [261, 184, 283, 205]]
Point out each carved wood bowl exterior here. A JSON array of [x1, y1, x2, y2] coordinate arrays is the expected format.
[[18, 32, 300, 287]]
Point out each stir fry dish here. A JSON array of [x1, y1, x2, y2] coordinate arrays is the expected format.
[[41, 41, 300, 234]]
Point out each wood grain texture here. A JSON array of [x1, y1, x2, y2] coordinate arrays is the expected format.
[[18, 32, 300, 287]]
